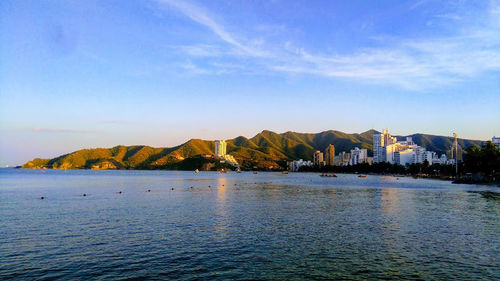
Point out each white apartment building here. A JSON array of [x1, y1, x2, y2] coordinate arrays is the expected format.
[[373, 129, 397, 163], [349, 147, 368, 165], [214, 140, 227, 157], [373, 129, 446, 166], [213, 140, 239, 167]]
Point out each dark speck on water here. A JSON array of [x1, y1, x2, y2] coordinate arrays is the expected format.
[[1, 169, 498, 280]]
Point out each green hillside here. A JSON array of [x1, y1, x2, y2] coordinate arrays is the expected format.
[[22, 129, 483, 170]]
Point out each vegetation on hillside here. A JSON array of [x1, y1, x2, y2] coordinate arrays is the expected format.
[[21, 129, 483, 171]]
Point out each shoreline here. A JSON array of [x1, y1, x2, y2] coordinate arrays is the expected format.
[[12, 167, 500, 187]]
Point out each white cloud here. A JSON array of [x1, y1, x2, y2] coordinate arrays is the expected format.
[[175, 44, 224, 57], [157, 0, 268, 57], [156, 0, 500, 90]]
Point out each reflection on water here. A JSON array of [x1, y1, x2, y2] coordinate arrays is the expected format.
[[215, 176, 228, 235], [0, 169, 498, 280], [381, 188, 402, 214]]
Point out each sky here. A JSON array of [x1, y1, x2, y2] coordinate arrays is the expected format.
[[1, 0, 499, 166]]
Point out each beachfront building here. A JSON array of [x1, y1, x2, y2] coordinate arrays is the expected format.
[[394, 149, 416, 166], [349, 147, 368, 165], [333, 151, 351, 166], [373, 129, 447, 166], [214, 140, 239, 167], [287, 159, 313, 172], [324, 144, 335, 166], [431, 154, 449, 165], [493, 136, 500, 147], [373, 129, 397, 163], [214, 140, 227, 157], [421, 151, 435, 164], [313, 151, 324, 166]]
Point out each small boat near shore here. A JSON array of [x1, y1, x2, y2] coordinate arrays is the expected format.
[[320, 174, 337, 178], [358, 175, 367, 178]]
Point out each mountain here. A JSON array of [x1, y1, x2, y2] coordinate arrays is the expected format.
[[22, 129, 483, 170]]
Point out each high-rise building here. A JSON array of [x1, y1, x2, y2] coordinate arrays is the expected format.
[[373, 129, 444, 165], [313, 151, 324, 166], [373, 129, 397, 163], [324, 144, 335, 166], [334, 151, 351, 166], [349, 147, 368, 165], [394, 149, 415, 166], [214, 140, 227, 157]]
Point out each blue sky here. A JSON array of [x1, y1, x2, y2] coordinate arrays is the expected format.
[[1, 0, 499, 165]]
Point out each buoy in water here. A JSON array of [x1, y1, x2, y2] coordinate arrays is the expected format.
[[83, 193, 87, 197], [40, 196, 45, 200]]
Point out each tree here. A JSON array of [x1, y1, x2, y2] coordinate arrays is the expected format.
[[464, 141, 500, 177]]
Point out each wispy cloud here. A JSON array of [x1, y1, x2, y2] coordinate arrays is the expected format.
[[157, 0, 500, 90], [434, 13, 462, 20], [409, 0, 429, 11], [29, 127, 102, 134], [157, 0, 268, 57], [178, 60, 211, 75], [174, 44, 225, 57], [101, 120, 133, 125]]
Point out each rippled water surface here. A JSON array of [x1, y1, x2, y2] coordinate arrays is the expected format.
[[1, 169, 499, 280]]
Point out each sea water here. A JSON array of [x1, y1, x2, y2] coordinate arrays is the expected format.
[[0, 169, 498, 280]]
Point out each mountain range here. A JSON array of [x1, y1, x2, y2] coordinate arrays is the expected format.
[[22, 129, 483, 170]]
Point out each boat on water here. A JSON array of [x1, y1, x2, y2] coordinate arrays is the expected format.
[[320, 174, 337, 177], [282, 171, 289, 174], [358, 175, 367, 178], [236, 169, 242, 173]]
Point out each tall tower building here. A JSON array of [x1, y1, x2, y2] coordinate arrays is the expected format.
[[324, 144, 335, 166], [214, 140, 227, 157], [313, 151, 324, 166], [373, 133, 384, 163], [373, 129, 396, 163]]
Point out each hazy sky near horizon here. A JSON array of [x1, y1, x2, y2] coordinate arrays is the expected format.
[[1, 0, 499, 165]]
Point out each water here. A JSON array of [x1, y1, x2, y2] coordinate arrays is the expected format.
[[0, 169, 499, 280]]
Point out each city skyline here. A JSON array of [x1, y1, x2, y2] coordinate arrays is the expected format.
[[1, 0, 499, 165]]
